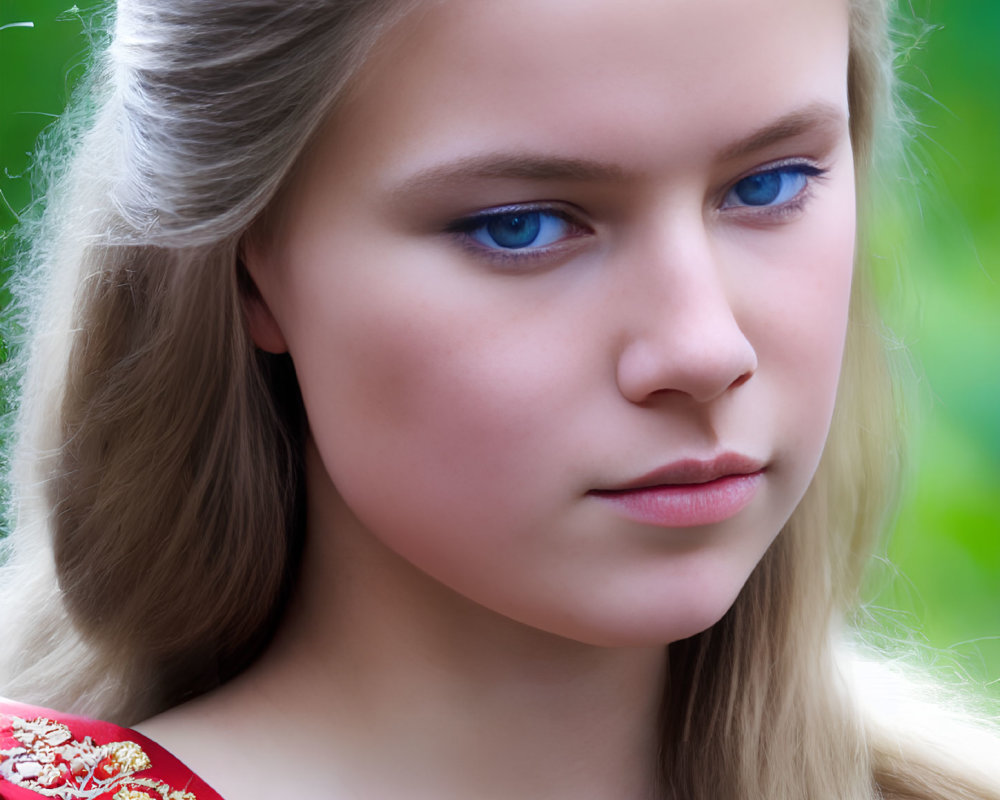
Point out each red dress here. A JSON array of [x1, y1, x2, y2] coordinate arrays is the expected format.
[[0, 699, 223, 800]]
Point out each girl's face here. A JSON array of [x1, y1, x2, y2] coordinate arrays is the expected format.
[[247, 0, 855, 646]]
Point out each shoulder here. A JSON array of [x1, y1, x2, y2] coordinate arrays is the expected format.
[[0, 698, 225, 800]]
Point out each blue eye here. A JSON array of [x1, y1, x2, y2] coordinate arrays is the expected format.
[[724, 164, 823, 208], [466, 210, 574, 251]]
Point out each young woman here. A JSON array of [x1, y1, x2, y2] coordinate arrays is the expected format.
[[1, 0, 997, 798]]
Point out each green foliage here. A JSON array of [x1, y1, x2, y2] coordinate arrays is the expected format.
[[864, 1, 1000, 697], [1, 3, 90, 234]]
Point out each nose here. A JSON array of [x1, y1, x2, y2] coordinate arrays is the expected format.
[[614, 223, 758, 406]]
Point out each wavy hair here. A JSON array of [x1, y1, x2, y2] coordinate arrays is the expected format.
[[1, 1, 997, 797]]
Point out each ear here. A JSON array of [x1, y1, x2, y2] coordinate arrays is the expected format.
[[237, 243, 288, 354]]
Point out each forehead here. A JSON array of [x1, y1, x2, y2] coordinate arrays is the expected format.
[[315, 0, 850, 187]]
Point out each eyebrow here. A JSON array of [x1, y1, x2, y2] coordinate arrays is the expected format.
[[391, 102, 847, 196], [718, 101, 848, 162], [391, 154, 628, 198]]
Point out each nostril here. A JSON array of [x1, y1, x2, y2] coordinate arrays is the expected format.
[[729, 371, 753, 390]]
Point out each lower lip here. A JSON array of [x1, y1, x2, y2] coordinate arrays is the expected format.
[[589, 471, 763, 528]]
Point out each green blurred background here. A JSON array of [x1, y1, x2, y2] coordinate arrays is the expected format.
[[1, 2, 998, 695]]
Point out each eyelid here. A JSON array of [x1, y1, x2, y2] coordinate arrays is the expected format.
[[729, 156, 826, 182], [718, 157, 829, 214], [445, 201, 593, 266], [446, 201, 588, 231]]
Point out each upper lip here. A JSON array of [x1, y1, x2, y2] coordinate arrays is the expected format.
[[593, 452, 766, 492]]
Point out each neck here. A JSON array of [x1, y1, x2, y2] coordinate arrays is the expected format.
[[151, 440, 667, 800]]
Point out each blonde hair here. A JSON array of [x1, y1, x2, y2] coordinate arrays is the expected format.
[[1, 1, 997, 797]]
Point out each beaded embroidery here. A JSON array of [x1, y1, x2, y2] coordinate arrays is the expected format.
[[0, 715, 196, 800]]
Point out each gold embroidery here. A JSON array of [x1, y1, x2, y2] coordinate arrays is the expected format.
[[109, 741, 153, 774], [115, 778, 197, 800], [0, 715, 198, 799]]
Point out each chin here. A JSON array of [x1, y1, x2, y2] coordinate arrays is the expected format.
[[534, 581, 750, 650]]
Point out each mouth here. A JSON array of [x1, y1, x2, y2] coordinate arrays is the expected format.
[[588, 453, 765, 528]]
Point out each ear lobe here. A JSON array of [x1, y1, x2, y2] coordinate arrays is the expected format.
[[237, 249, 288, 354]]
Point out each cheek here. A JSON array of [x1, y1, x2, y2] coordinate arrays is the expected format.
[[293, 294, 603, 610], [287, 263, 577, 539], [792, 191, 856, 393], [744, 180, 857, 466]]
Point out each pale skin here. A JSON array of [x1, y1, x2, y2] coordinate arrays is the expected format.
[[138, 0, 856, 797]]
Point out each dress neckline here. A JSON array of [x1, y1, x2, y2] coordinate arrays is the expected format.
[[0, 697, 225, 800]]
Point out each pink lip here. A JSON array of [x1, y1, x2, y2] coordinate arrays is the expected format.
[[589, 453, 765, 528]]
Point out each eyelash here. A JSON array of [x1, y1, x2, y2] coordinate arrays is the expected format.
[[720, 159, 828, 219], [445, 160, 828, 266], [445, 203, 591, 268]]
